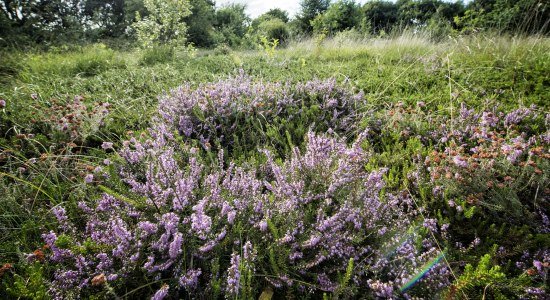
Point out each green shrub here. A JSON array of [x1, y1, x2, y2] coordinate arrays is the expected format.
[[256, 18, 290, 45], [138, 45, 175, 66]]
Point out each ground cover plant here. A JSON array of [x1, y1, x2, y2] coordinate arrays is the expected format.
[[0, 34, 549, 299]]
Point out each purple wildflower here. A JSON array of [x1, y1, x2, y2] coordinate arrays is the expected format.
[[179, 269, 202, 289], [151, 285, 169, 300], [452, 156, 468, 168], [226, 253, 241, 296], [84, 174, 94, 184], [101, 142, 114, 150]]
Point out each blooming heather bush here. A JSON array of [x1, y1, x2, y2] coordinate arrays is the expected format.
[[409, 104, 549, 297], [424, 104, 549, 223], [347, 100, 549, 297], [42, 124, 450, 298], [158, 71, 364, 159], [36, 95, 111, 143]]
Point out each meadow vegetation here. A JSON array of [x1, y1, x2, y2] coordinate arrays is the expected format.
[[0, 33, 548, 298], [0, 0, 549, 298]]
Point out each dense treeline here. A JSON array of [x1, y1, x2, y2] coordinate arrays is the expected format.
[[1, 0, 548, 48]]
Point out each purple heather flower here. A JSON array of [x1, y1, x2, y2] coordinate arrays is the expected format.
[[168, 232, 183, 259], [259, 220, 268, 232], [179, 269, 202, 289], [226, 253, 241, 296], [190, 205, 212, 238], [317, 273, 336, 292], [480, 111, 499, 127], [107, 274, 118, 281], [243, 241, 255, 263], [138, 221, 158, 236], [423, 218, 438, 233], [368, 280, 394, 298], [533, 260, 543, 272], [84, 174, 94, 184], [151, 285, 169, 300], [0, 99, 5, 108], [525, 287, 546, 296], [101, 142, 114, 150], [452, 156, 468, 168], [52, 206, 68, 224]]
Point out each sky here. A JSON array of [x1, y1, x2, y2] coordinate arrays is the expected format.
[[216, 0, 373, 19]]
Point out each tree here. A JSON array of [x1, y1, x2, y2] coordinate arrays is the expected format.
[[251, 8, 289, 29], [0, 0, 84, 42], [124, 0, 148, 26], [132, 0, 192, 47], [312, 0, 362, 34], [213, 3, 250, 47], [83, 0, 126, 37], [456, 0, 549, 34], [362, 1, 399, 34], [263, 8, 290, 23], [296, 0, 330, 33], [185, 0, 216, 47]]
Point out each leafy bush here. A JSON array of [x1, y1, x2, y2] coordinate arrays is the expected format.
[[132, 0, 192, 48], [256, 18, 290, 45], [312, 0, 362, 35]]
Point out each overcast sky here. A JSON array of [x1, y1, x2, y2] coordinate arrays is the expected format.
[[216, 0, 373, 19]]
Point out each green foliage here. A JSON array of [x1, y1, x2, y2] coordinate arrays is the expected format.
[[138, 44, 175, 65], [185, 0, 216, 48], [212, 4, 250, 48], [252, 9, 290, 29], [83, 0, 127, 37], [296, 0, 331, 33], [132, 0, 192, 48], [256, 19, 290, 45], [21, 43, 125, 78], [259, 36, 280, 57], [3, 262, 48, 299], [456, 0, 549, 34], [362, 1, 399, 34], [447, 253, 533, 299], [312, 0, 362, 35], [0, 0, 83, 44]]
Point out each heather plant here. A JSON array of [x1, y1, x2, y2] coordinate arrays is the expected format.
[[36, 75, 452, 298], [41, 128, 450, 299], [36, 96, 112, 144], [348, 99, 549, 298], [405, 104, 550, 298], [158, 72, 365, 160], [423, 104, 549, 223]]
